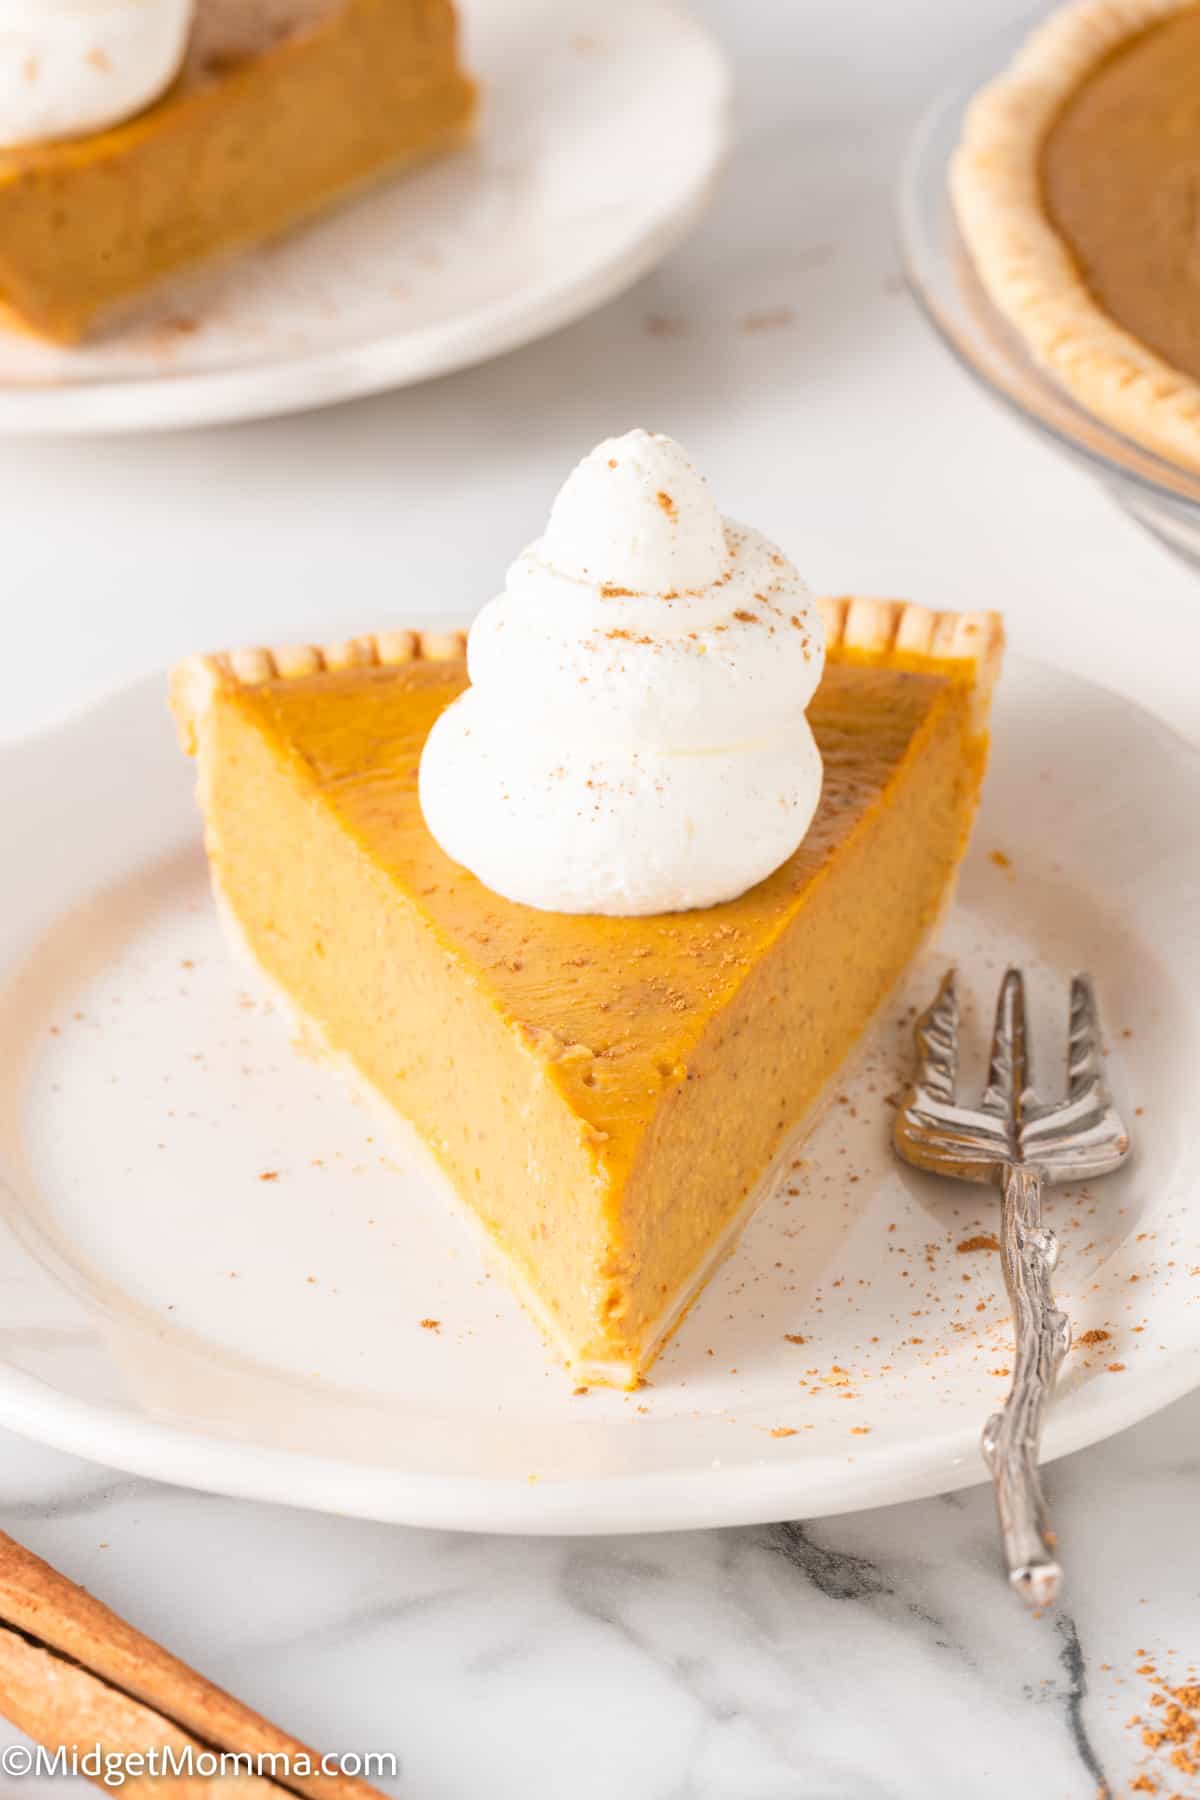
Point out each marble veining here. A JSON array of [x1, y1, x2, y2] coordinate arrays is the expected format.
[[1, 1393, 1197, 1797]]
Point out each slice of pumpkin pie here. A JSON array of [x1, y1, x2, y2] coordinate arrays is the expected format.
[[170, 432, 1002, 1385], [0, 0, 475, 342]]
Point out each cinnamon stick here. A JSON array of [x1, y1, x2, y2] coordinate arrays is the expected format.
[[0, 1532, 389, 1797]]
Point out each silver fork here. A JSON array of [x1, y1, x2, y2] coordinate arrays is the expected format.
[[894, 967, 1131, 1607]]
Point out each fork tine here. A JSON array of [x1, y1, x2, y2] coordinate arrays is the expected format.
[[1022, 970, 1130, 1179], [1065, 971, 1105, 1101], [981, 966, 1031, 1127], [913, 968, 959, 1104]]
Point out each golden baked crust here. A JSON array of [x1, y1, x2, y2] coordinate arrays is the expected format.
[[169, 599, 1003, 750], [952, 0, 1200, 473], [170, 626, 467, 753], [824, 595, 1001, 671]]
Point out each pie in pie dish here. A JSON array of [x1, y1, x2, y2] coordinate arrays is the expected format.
[[0, 0, 475, 344], [170, 596, 1003, 1387], [953, 0, 1200, 473]]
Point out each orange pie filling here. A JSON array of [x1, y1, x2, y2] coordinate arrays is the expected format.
[[1041, 3, 1200, 385]]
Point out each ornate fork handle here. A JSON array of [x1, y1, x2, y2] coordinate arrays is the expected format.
[[897, 968, 1130, 1605], [982, 1163, 1071, 1607]]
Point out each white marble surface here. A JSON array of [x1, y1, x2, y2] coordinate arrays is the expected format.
[[2, 1401, 1200, 1799], [1, 1, 1199, 1795]]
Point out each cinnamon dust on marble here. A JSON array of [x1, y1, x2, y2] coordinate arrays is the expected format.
[[1118, 1653, 1200, 1793]]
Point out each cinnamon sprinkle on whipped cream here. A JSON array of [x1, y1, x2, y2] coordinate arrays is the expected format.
[[419, 430, 826, 916], [0, 0, 195, 147]]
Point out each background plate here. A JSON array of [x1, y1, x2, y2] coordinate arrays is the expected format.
[[0, 658, 1197, 1532], [0, 0, 729, 435]]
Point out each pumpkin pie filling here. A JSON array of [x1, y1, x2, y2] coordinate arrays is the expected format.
[[1041, 2, 1200, 386], [171, 599, 1001, 1384]]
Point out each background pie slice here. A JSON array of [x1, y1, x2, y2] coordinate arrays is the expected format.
[[0, 0, 476, 344], [170, 598, 1003, 1387]]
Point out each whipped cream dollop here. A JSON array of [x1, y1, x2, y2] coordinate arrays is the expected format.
[[419, 430, 826, 916], [0, 0, 194, 148]]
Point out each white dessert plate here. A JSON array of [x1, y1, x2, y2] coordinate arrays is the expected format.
[[0, 1, 729, 436], [0, 657, 1197, 1533]]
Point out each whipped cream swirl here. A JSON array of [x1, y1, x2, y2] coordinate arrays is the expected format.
[[0, 0, 194, 148], [419, 430, 826, 916]]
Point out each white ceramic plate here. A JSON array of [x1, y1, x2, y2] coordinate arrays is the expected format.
[[0, 1, 729, 436], [1, 659, 1197, 1532]]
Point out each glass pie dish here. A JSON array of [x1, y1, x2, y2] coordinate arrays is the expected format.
[[898, 20, 1200, 570]]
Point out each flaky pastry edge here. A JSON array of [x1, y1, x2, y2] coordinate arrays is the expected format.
[[170, 600, 1004, 753]]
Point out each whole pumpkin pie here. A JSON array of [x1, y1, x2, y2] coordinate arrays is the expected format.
[[0, 0, 475, 343], [953, 0, 1200, 472], [170, 435, 1002, 1386]]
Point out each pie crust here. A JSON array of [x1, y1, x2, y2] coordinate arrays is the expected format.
[[952, 0, 1200, 473], [170, 598, 1002, 747]]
